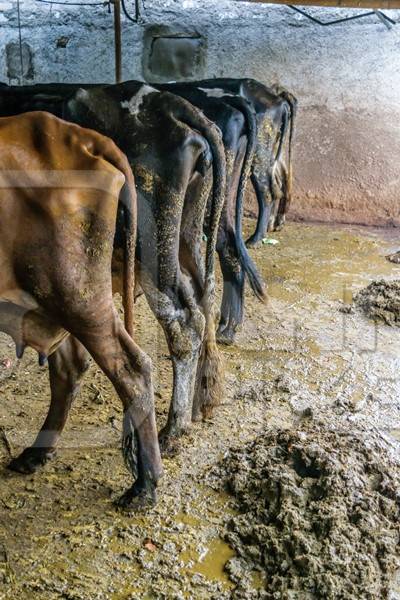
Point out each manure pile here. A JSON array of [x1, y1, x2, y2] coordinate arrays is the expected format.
[[355, 280, 400, 326], [216, 420, 400, 599]]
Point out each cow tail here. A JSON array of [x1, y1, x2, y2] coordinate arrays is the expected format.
[[103, 140, 137, 338], [122, 168, 136, 339], [229, 97, 266, 303], [194, 120, 226, 418], [167, 93, 226, 418]]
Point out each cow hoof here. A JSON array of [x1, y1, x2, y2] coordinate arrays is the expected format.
[[158, 427, 184, 457], [216, 329, 235, 346], [192, 407, 203, 423], [245, 237, 262, 248], [115, 482, 157, 512], [8, 447, 55, 474]]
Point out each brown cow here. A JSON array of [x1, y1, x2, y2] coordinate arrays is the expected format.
[[0, 111, 162, 509]]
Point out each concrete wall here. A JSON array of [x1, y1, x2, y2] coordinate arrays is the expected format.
[[1, 0, 400, 226]]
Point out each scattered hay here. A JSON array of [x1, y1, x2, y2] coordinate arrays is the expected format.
[[355, 280, 400, 326], [216, 420, 400, 599]]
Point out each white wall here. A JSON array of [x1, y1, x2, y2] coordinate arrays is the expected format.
[[1, 0, 400, 225]]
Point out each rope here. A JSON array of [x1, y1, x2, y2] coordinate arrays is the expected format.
[[34, 0, 143, 21], [35, 0, 108, 6], [121, 0, 140, 23], [288, 5, 396, 27], [17, 0, 24, 83]]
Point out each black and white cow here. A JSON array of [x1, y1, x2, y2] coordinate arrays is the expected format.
[[153, 78, 296, 343], [155, 81, 266, 345], [189, 79, 297, 244]]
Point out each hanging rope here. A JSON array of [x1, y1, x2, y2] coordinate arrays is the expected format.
[[288, 5, 396, 27], [34, 0, 143, 20], [16, 0, 24, 83], [35, 0, 108, 6], [120, 0, 141, 23]]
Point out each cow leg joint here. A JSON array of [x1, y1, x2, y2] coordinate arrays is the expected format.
[[143, 278, 204, 450], [76, 319, 162, 511]]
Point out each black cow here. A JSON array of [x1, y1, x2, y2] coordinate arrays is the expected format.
[[0, 81, 226, 461], [155, 81, 266, 345], [189, 79, 297, 244], [154, 78, 296, 342]]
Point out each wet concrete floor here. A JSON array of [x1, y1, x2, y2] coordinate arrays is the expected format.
[[0, 221, 399, 599]]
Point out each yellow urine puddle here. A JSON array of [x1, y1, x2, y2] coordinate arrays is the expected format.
[[249, 222, 400, 302], [175, 489, 237, 588], [180, 537, 235, 587]]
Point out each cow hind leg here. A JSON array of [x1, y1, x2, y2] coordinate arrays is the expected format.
[[179, 175, 224, 422], [161, 342, 202, 453], [142, 274, 204, 454], [179, 247, 224, 422], [246, 172, 272, 246], [177, 259, 224, 422], [72, 312, 162, 510], [8, 336, 90, 474]]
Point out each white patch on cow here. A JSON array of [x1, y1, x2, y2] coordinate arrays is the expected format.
[[120, 85, 159, 116], [75, 88, 90, 101], [198, 87, 235, 99]]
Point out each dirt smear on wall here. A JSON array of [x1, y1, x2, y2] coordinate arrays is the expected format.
[[214, 417, 400, 599]]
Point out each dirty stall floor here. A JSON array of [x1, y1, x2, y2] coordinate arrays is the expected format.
[[0, 221, 399, 599]]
